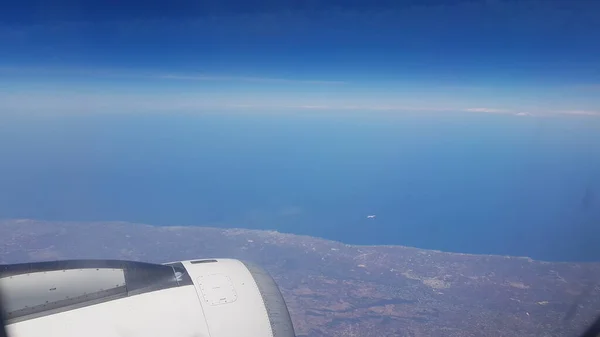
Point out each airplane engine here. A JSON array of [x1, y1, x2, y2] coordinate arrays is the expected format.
[[0, 258, 295, 337]]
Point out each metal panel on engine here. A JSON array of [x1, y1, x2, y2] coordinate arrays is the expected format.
[[183, 259, 275, 337], [197, 274, 238, 306]]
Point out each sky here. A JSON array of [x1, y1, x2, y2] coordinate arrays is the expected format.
[[1, 0, 600, 116], [1, 0, 600, 261]]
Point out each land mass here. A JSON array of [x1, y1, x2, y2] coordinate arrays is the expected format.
[[1, 219, 600, 337]]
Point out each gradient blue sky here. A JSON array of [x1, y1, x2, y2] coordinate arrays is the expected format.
[[1, 1, 600, 261], [1, 0, 600, 116]]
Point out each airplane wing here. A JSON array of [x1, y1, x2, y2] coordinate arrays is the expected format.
[[0, 258, 295, 337]]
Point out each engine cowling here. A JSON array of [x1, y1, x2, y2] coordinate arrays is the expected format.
[[0, 258, 295, 337]]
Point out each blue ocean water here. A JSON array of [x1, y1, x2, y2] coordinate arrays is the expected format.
[[0, 112, 599, 261]]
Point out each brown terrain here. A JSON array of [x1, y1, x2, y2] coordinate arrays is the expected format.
[[1, 219, 600, 337]]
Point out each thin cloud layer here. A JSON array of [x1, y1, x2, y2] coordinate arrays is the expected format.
[[0, 66, 346, 85], [466, 108, 512, 113], [2, 91, 595, 119], [0, 66, 598, 118], [157, 74, 346, 85], [559, 110, 600, 116]]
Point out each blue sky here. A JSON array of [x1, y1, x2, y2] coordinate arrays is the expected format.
[[1, 1, 600, 261], [1, 0, 600, 116]]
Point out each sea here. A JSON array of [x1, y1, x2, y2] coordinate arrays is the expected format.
[[0, 111, 599, 262]]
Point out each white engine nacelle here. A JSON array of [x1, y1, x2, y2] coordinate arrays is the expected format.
[[0, 259, 295, 337]]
